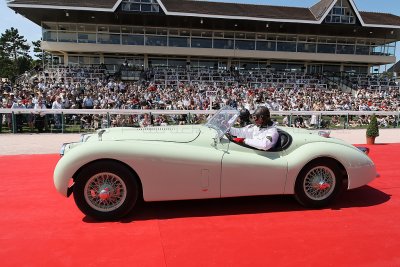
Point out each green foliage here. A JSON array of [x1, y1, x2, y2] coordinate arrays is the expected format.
[[0, 57, 14, 79], [0, 27, 30, 60], [32, 39, 52, 66], [366, 114, 379, 138], [0, 27, 33, 81]]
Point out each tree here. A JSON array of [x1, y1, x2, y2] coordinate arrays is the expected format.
[[32, 39, 52, 67], [0, 27, 32, 81], [0, 57, 14, 79], [0, 27, 31, 61]]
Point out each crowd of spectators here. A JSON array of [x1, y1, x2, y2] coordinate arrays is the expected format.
[[0, 65, 399, 132]]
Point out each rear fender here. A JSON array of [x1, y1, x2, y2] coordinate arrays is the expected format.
[[283, 142, 362, 194]]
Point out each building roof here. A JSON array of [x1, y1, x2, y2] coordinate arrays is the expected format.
[[160, 0, 316, 21], [7, 0, 400, 28], [309, 0, 335, 20], [388, 61, 400, 73], [7, 0, 117, 9], [360, 12, 400, 27]]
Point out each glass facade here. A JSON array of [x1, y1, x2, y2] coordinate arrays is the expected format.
[[41, 22, 397, 57], [122, 35, 144, 45]]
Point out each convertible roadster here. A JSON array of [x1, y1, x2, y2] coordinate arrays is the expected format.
[[54, 107, 377, 220]]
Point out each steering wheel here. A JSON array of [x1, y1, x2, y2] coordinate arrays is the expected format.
[[225, 132, 234, 141]]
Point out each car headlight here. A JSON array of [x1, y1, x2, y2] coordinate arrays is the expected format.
[[60, 143, 69, 157]]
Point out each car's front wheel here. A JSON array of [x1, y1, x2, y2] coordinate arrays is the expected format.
[[73, 161, 139, 220], [295, 159, 343, 208]]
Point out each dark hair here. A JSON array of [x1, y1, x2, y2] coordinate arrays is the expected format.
[[253, 106, 272, 127], [239, 108, 251, 126]]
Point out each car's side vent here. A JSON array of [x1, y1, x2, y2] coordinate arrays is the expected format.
[[138, 127, 174, 132]]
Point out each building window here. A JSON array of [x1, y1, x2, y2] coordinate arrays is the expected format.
[[213, 39, 234, 49], [145, 35, 167, 46], [297, 43, 316, 53], [235, 40, 256, 50], [121, 0, 160, 13], [98, 33, 120, 44], [122, 35, 144, 45], [256, 41, 276, 51], [325, 0, 356, 24], [191, 38, 212, 48], [78, 33, 96, 43], [277, 42, 297, 52], [169, 37, 189, 47]]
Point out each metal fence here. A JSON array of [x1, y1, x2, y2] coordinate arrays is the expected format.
[[0, 109, 399, 134]]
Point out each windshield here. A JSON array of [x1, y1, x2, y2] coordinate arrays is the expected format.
[[205, 106, 239, 138]]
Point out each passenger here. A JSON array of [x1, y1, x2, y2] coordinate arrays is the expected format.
[[237, 108, 251, 127], [229, 106, 279, 151]]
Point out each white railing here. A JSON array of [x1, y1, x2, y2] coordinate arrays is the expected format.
[[1, 108, 399, 117], [1, 108, 399, 133]]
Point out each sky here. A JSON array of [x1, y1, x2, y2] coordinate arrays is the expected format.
[[0, 0, 399, 68]]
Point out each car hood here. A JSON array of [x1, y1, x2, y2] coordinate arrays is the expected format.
[[88, 126, 202, 143]]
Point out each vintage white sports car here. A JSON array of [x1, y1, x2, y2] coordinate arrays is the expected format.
[[54, 107, 377, 220]]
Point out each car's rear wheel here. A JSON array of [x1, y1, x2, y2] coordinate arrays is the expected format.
[[295, 159, 343, 208], [73, 161, 139, 221]]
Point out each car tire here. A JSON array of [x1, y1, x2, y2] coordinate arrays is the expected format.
[[73, 160, 139, 221], [294, 159, 343, 208]]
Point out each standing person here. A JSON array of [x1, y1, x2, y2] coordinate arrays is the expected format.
[[34, 99, 47, 132], [52, 96, 63, 129], [11, 99, 26, 132], [6, 93, 16, 129], [229, 106, 279, 151], [25, 98, 35, 132], [0, 100, 3, 133]]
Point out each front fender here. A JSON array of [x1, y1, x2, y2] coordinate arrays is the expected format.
[[283, 142, 375, 194], [53, 141, 150, 197]]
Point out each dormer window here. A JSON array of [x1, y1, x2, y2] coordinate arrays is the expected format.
[[121, 0, 160, 13], [325, 0, 356, 24]]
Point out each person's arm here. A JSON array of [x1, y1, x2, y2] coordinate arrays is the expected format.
[[244, 128, 279, 151], [229, 125, 252, 138]]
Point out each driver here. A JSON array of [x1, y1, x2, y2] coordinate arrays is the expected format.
[[229, 106, 279, 151]]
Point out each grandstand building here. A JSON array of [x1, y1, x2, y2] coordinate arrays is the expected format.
[[6, 0, 400, 75], [388, 60, 400, 76]]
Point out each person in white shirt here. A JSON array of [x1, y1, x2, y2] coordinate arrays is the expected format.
[[11, 100, 26, 132], [34, 100, 47, 132], [52, 96, 63, 129], [229, 106, 279, 151]]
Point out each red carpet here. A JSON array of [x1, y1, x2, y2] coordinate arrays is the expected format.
[[0, 145, 399, 267]]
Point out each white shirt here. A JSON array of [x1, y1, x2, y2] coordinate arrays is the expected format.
[[52, 100, 63, 109], [229, 124, 279, 151]]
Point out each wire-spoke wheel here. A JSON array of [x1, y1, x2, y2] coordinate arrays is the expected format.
[[74, 161, 139, 221], [84, 172, 127, 212], [295, 159, 343, 208]]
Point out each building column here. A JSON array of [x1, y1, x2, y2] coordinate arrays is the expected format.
[[144, 54, 149, 70], [340, 63, 344, 72], [186, 56, 191, 70], [303, 62, 308, 74], [63, 54, 68, 66], [99, 54, 105, 64], [227, 58, 232, 70]]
